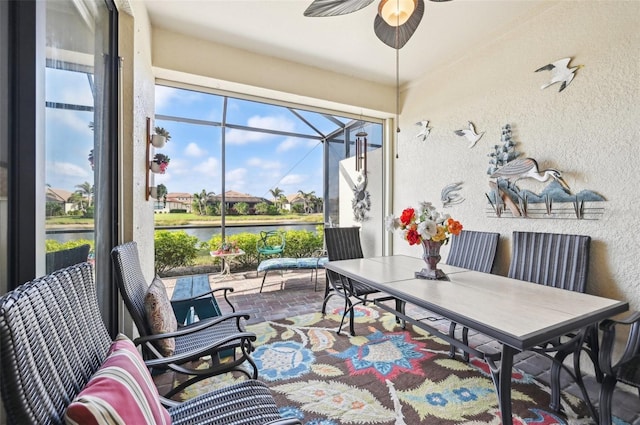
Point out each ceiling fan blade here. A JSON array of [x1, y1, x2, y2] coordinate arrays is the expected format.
[[304, 0, 375, 17], [373, 0, 424, 49]]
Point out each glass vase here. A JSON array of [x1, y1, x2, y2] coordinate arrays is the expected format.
[[415, 239, 446, 280]]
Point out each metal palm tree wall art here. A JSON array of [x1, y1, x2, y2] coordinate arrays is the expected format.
[[304, 0, 452, 49]]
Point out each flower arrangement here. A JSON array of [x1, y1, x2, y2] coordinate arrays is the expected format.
[[386, 201, 463, 246], [152, 153, 170, 173]]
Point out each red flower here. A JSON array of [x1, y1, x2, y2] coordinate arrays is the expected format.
[[406, 229, 422, 245], [447, 218, 463, 236], [400, 208, 415, 226]]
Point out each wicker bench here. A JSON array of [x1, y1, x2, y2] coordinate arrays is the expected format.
[[258, 256, 328, 292]]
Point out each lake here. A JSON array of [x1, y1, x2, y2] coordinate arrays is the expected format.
[[46, 222, 323, 244]]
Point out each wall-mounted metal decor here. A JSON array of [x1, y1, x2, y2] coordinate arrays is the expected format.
[[485, 124, 604, 220], [535, 57, 582, 93], [454, 121, 484, 148], [441, 182, 464, 208], [351, 171, 371, 222], [415, 120, 431, 142]]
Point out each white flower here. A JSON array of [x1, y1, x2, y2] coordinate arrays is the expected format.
[[418, 220, 437, 239], [385, 215, 400, 232]]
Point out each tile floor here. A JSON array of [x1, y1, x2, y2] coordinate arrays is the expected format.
[[159, 269, 640, 424]]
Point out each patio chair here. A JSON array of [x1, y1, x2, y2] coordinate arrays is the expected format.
[[0, 262, 300, 425], [111, 241, 259, 398], [445, 230, 500, 361], [256, 230, 285, 264], [322, 226, 401, 336], [598, 311, 640, 425], [45, 243, 90, 274], [508, 231, 599, 412]]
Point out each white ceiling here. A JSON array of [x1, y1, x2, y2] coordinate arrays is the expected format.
[[143, 0, 554, 86]]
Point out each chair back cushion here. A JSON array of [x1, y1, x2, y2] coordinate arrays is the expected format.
[[64, 334, 171, 425], [144, 277, 177, 356], [446, 230, 500, 273], [508, 231, 590, 292], [111, 241, 153, 336], [325, 227, 364, 261], [0, 263, 112, 424]]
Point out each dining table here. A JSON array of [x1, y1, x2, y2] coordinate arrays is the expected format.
[[324, 255, 629, 425]]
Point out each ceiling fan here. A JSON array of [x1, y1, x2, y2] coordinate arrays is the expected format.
[[304, 0, 452, 49]]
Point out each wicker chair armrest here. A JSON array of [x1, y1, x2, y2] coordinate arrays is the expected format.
[[141, 331, 257, 367], [263, 419, 303, 425], [599, 311, 640, 375], [172, 286, 237, 312], [136, 311, 250, 343]]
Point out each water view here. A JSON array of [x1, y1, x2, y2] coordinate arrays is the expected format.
[[47, 222, 322, 244]]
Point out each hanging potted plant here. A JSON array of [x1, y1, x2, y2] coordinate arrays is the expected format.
[[150, 153, 170, 174], [151, 127, 171, 148]]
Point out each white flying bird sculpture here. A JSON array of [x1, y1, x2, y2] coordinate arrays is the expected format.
[[535, 57, 582, 92], [454, 121, 484, 148]]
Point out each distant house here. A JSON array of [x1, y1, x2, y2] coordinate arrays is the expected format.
[[154, 192, 193, 213], [213, 190, 270, 211], [45, 188, 75, 214], [282, 193, 305, 212]]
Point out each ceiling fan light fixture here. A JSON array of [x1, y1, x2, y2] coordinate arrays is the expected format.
[[378, 0, 416, 26]]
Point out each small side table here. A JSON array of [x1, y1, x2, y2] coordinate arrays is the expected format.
[[210, 248, 245, 281], [170, 274, 221, 325]]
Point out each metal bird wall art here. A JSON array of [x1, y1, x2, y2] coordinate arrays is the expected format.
[[441, 181, 464, 208], [454, 121, 484, 148], [415, 120, 431, 141], [303, 0, 452, 49], [535, 57, 582, 92], [490, 157, 570, 190]]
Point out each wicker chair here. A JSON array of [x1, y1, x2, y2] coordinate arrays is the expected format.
[[445, 230, 500, 361], [45, 243, 90, 274], [111, 241, 258, 398], [0, 263, 300, 425], [508, 231, 599, 414], [598, 311, 640, 425]]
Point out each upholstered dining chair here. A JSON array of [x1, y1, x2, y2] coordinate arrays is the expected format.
[[321, 226, 381, 336], [508, 231, 599, 413], [598, 311, 640, 425], [445, 230, 500, 361], [111, 241, 258, 398]]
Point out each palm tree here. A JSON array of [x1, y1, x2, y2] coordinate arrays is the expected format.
[[269, 187, 284, 209], [75, 181, 94, 208], [193, 189, 215, 215], [297, 190, 315, 214]]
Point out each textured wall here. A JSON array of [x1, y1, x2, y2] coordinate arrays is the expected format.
[[388, 2, 639, 310]]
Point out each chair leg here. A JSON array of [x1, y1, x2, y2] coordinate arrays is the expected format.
[[462, 327, 470, 362], [448, 322, 457, 359], [599, 376, 617, 425], [259, 271, 268, 293]]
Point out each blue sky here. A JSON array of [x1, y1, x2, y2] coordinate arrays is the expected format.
[[45, 74, 377, 201], [152, 86, 332, 199]]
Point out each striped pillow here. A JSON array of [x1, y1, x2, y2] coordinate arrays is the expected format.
[[64, 334, 171, 425]]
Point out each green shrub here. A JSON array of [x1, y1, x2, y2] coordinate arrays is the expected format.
[[154, 230, 200, 274], [45, 239, 94, 253], [207, 232, 260, 269], [283, 230, 323, 258], [169, 209, 187, 213]]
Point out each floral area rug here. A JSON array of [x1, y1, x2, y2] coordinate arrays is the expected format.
[[177, 305, 593, 425]]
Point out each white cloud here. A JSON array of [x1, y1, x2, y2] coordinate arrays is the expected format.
[[280, 174, 306, 185], [49, 161, 90, 178], [48, 109, 94, 135], [185, 142, 207, 157], [246, 157, 282, 170], [276, 137, 298, 152], [193, 157, 220, 177], [226, 115, 296, 145]]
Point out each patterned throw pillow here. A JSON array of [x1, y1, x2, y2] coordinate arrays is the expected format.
[[64, 334, 171, 425], [144, 276, 178, 356]]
